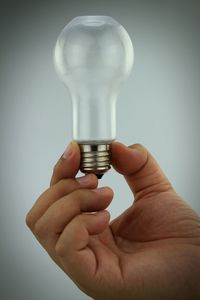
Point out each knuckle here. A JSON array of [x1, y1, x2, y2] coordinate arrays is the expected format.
[[34, 220, 46, 238], [25, 211, 33, 229], [66, 192, 82, 212], [136, 180, 172, 201], [68, 189, 93, 211], [55, 242, 66, 257], [52, 202, 70, 222], [57, 178, 78, 193], [70, 189, 82, 200], [71, 188, 94, 200], [52, 163, 60, 175]]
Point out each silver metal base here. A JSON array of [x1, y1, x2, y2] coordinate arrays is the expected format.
[[79, 144, 111, 178]]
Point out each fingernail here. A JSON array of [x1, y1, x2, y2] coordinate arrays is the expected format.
[[93, 187, 111, 194], [130, 148, 141, 155], [76, 174, 94, 186], [96, 210, 110, 219], [128, 147, 147, 164], [62, 142, 73, 159]]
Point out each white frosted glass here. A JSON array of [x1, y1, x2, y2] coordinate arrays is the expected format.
[[54, 16, 134, 144]]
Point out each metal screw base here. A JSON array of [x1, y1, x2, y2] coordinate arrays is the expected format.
[[79, 144, 111, 178]]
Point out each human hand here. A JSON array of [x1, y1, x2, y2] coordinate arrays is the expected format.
[[26, 142, 200, 300]]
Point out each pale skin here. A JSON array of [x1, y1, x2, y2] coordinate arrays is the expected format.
[[26, 142, 200, 300]]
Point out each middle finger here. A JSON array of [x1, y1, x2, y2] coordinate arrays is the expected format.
[[26, 174, 98, 230]]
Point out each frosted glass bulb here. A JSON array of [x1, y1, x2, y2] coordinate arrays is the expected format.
[[54, 16, 134, 178]]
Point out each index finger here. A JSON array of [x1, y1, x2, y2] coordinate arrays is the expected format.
[[50, 141, 80, 186]]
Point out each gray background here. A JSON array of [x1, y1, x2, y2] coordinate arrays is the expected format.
[[0, 0, 200, 299]]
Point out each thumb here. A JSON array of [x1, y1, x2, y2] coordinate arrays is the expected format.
[[111, 142, 173, 201]]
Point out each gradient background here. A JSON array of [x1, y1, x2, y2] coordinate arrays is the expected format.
[[0, 0, 200, 299]]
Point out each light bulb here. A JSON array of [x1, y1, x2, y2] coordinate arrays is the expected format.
[[54, 16, 134, 178]]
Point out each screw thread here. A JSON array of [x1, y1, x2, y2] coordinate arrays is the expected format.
[[79, 144, 111, 178]]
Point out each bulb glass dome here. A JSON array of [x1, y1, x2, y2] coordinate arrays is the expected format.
[[54, 15, 134, 144]]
